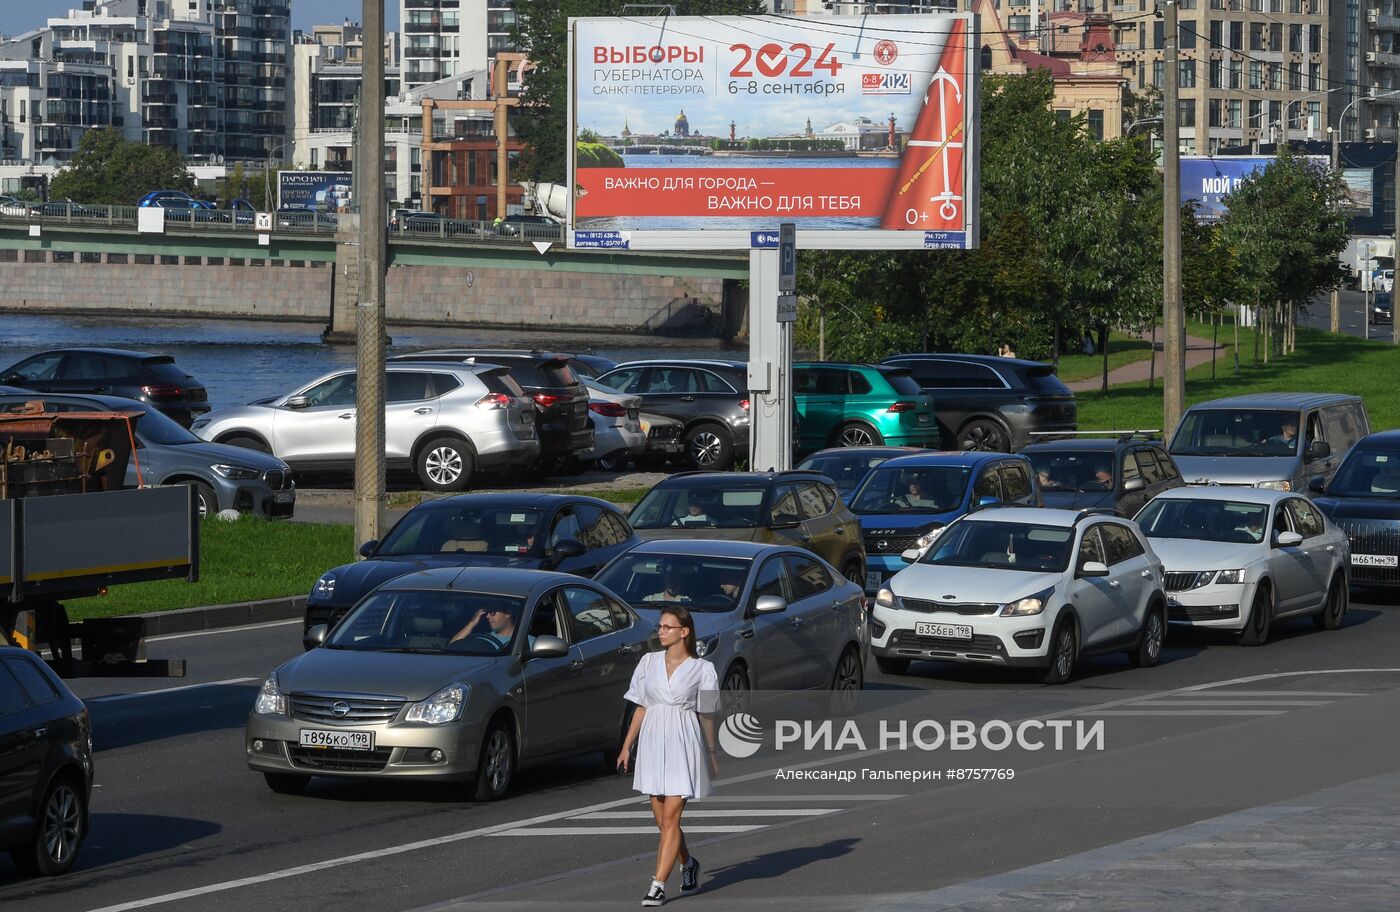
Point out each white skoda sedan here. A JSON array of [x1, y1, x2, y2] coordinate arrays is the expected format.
[[1134, 488, 1350, 646]]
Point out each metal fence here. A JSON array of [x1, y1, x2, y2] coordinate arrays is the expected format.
[[0, 202, 564, 246]]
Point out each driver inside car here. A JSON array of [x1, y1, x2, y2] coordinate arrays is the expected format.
[[449, 602, 527, 650], [672, 499, 711, 526], [643, 571, 692, 604]]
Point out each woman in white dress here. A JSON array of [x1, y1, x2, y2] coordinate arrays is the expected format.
[[616, 606, 720, 907]]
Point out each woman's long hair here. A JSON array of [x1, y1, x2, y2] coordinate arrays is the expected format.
[[661, 606, 699, 658]]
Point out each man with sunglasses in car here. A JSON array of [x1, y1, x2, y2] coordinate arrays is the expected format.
[[449, 602, 533, 651]]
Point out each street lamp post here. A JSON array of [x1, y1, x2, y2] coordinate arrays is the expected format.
[[1330, 90, 1400, 338], [264, 138, 295, 211]]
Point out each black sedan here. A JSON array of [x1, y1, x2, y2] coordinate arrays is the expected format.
[[303, 493, 640, 634], [0, 647, 93, 876], [1313, 429, 1400, 592], [0, 348, 209, 427]]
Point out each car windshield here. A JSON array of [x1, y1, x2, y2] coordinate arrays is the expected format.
[[629, 483, 768, 529], [797, 453, 895, 496], [376, 507, 543, 557], [325, 589, 526, 656], [1136, 498, 1270, 544], [1026, 451, 1115, 492], [1171, 409, 1302, 457], [918, 520, 1074, 572], [595, 554, 751, 613], [1321, 449, 1400, 497], [851, 465, 970, 514]]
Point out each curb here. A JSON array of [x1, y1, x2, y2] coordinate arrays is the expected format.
[[135, 595, 307, 637]]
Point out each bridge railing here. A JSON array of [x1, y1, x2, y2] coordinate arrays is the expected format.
[[0, 203, 565, 246]]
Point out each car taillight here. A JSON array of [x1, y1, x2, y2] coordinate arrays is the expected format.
[[887, 401, 916, 413], [740, 398, 750, 412], [475, 393, 512, 410], [532, 392, 564, 409], [141, 384, 183, 399], [590, 402, 627, 417]]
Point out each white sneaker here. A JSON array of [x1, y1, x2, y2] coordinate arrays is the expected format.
[[681, 856, 700, 893], [642, 880, 666, 906]]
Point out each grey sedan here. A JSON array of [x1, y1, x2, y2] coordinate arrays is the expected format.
[[0, 390, 295, 517], [594, 540, 867, 699], [247, 567, 654, 800]]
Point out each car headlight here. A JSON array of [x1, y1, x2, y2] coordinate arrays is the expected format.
[[1213, 569, 1247, 585], [311, 574, 336, 601], [1001, 587, 1054, 617], [1255, 480, 1291, 491], [254, 672, 286, 715], [211, 463, 262, 480], [916, 525, 946, 550], [696, 635, 720, 658], [405, 683, 469, 725], [874, 587, 901, 609]]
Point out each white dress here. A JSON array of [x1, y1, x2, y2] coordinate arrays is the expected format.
[[624, 651, 720, 800]]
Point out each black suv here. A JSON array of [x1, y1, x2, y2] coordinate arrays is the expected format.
[[303, 493, 640, 633], [1021, 435, 1186, 517], [390, 350, 593, 470], [0, 348, 210, 427], [881, 354, 1077, 452], [597, 360, 750, 470], [0, 647, 93, 876]]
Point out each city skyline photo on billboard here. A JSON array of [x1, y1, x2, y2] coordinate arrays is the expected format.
[[567, 14, 980, 251]]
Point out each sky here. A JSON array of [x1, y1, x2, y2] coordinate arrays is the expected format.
[[1, 1, 400, 38]]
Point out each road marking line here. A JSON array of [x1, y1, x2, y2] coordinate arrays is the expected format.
[[496, 825, 765, 836], [572, 809, 837, 819], [1131, 700, 1332, 707], [698, 793, 901, 802], [146, 619, 301, 642], [85, 669, 1400, 911], [1088, 710, 1288, 716], [1159, 691, 1362, 697], [84, 677, 258, 703]]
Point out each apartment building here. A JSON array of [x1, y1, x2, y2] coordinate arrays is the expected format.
[[401, 0, 518, 92]]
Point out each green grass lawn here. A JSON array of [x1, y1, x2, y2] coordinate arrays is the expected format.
[[65, 517, 353, 620], [1053, 334, 1155, 382], [1076, 322, 1400, 432]]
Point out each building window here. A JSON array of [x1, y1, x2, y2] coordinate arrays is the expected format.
[[1210, 58, 1223, 88], [1228, 99, 1241, 128], [1179, 99, 1196, 128], [1152, 59, 1163, 88], [1087, 109, 1104, 140], [1180, 22, 1196, 50], [1248, 22, 1264, 51], [1248, 99, 1261, 128], [1210, 20, 1222, 46], [1308, 63, 1320, 91], [1180, 60, 1196, 88], [1209, 98, 1222, 127], [1249, 60, 1262, 88], [1288, 65, 1301, 92], [1229, 57, 1242, 89], [1230, 21, 1243, 48]]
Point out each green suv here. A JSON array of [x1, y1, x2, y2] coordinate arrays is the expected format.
[[794, 363, 939, 453], [628, 470, 867, 584]]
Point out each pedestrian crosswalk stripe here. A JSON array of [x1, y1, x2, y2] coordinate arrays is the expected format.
[[574, 809, 838, 819], [496, 825, 765, 836]]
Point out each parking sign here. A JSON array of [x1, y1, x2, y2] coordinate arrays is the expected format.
[[779, 223, 796, 293]]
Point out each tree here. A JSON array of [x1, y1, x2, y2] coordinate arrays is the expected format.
[[511, 0, 764, 182], [49, 128, 193, 204], [1220, 148, 1349, 359]]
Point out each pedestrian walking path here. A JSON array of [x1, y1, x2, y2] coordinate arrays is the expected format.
[[1065, 332, 1223, 392]]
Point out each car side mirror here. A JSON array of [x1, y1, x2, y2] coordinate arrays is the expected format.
[[528, 634, 569, 660], [359, 539, 378, 559], [901, 548, 922, 563], [1306, 440, 1331, 461], [285, 395, 310, 409], [752, 594, 787, 615], [1276, 530, 1303, 547], [770, 513, 801, 529], [1079, 561, 1110, 578], [1308, 476, 1326, 495], [1122, 477, 1145, 493], [303, 624, 328, 650], [547, 538, 586, 565]]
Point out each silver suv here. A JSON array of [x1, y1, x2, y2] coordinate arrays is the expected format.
[[191, 363, 540, 491]]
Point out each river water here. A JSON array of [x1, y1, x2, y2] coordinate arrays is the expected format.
[[0, 313, 745, 412]]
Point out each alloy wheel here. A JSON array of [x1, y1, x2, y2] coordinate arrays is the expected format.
[[1144, 613, 1163, 663], [42, 785, 81, 868], [834, 651, 861, 694], [1053, 627, 1074, 678], [425, 446, 463, 485], [483, 730, 511, 793], [691, 431, 723, 466], [839, 426, 876, 447]]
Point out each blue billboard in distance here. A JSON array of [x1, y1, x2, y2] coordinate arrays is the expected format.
[[1180, 156, 1270, 222], [277, 171, 352, 212]]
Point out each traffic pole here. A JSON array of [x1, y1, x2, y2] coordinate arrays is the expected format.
[[1394, 148, 1400, 345], [1162, 0, 1186, 437], [354, 0, 387, 549], [1330, 129, 1341, 334]]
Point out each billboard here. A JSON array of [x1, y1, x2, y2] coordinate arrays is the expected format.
[[1181, 155, 1329, 222], [567, 14, 979, 250], [277, 171, 353, 213]]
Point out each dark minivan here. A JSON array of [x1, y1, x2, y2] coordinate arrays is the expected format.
[[881, 353, 1077, 452], [390, 350, 593, 470], [0, 648, 93, 876], [0, 348, 210, 427]]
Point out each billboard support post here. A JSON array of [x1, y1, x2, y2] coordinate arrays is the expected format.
[[1393, 156, 1399, 345], [748, 249, 790, 472], [1331, 132, 1341, 334]]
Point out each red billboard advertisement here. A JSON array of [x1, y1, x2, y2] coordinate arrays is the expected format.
[[567, 14, 980, 251]]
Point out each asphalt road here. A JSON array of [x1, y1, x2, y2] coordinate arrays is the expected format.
[[1300, 289, 1398, 340], [2, 597, 1398, 911]]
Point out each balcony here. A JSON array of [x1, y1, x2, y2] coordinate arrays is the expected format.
[[1379, 15, 1400, 32], [1368, 51, 1400, 69], [405, 18, 443, 33]]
